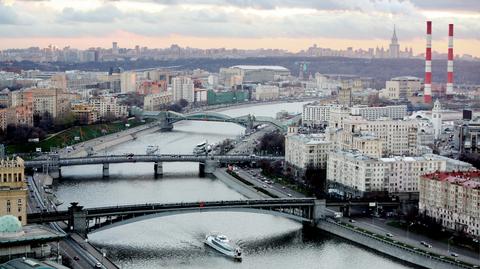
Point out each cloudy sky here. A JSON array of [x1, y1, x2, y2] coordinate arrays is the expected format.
[[1, 0, 479, 56]]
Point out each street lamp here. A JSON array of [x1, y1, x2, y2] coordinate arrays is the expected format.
[[406, 222, 414, 240], [447, 236, 454, 253]]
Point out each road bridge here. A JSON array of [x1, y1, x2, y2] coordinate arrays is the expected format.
[[24, 154, 284, 178], [138, 110, 293, 131], [27, 199, 325, 237]]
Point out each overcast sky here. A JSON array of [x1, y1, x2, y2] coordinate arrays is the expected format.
[[1, 0, 479, 56]]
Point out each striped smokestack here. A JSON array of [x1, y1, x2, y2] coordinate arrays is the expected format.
[[424, 21, 432, 103], [446, 23, 454, 97]]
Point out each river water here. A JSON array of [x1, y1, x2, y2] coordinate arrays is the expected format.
[[53, 102, 411, 269]]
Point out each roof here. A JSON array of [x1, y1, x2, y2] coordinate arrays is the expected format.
[[0, 225, 65, 246], [230, 65, 289, 71], [391, 76, 421, 81], [0, 258, 68, 269], [421, 171, 480, 189]]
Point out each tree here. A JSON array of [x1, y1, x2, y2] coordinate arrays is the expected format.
[[168, 103, 182, 112], [303, 165, 327, 198], [178, 98, 189, 108], [256, 131, 285, 155]]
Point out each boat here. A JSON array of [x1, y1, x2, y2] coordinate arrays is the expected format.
[[193, 141, 208, 155], [146, 145, 159, 155], [205, 233, 242, 261]]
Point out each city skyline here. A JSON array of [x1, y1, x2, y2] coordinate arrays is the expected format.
[[0, 0, 479, 57]]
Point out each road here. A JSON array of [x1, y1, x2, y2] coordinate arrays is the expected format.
[[346, 217, 480, 266], [28, 174, 118, 269]]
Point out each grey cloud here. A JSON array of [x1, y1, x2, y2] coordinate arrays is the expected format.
[[0, 3, 19, 24], [57, 4, 123, 23]]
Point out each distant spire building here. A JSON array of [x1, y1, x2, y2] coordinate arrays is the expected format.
[[389, 25, 400, 58]]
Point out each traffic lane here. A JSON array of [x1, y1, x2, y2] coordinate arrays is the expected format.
[[355, 217, 477, 260], [352, 217, 480, 265], [239, 168, 305, 198]]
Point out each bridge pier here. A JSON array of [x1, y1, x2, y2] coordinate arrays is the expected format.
[[313, 199, 326, 225], [68, 203, 88, 238], [154, 161, 163, 177], [102, 163, 109, 178], [160, 119, 173, 131], [199, 159, 218, 177], [49, 166, 61, 179]]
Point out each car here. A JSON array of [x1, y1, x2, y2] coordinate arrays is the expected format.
[[282, 186, 286, 189], [450, 252, 459, 257], [287, 194, 292, 197], [262, 185, 267, 188], [386, 233, 394, 237], [73, 256, 80, 261], [349, 219, 356, 223], [95, 262, 103, 268]]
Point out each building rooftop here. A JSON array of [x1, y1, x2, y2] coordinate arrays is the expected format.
[[0, 225, 65, 247], [0, 258, 69, 269], [391, 76, 421, 81], [422, 171, 480, 189], [230, 65, 289, 71]]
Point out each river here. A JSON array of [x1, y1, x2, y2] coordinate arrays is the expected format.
[[53, 102, 411, 269]]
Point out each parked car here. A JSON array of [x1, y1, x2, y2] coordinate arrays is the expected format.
[[450, 252, 459, 257]]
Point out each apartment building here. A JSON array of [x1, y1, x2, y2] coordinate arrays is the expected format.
[[0, 157, 27, 225], [342, 116, 418, 156], [327, 150, 467, 197], [144, 92, 173, 111], [419, 171, 480, 236], [89, 96, 128, 119], [255, 85, 280, 101], [285, 132, 331, 173], [172, 76, 194, 103]]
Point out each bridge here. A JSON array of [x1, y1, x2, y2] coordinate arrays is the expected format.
[[24, 154, 284, 178], [27, 199, 325, 237], [138, 110, 297, 132]]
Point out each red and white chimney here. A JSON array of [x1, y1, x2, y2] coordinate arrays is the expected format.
[[424, 21, 432, 103], [446, 23, 454, 97]]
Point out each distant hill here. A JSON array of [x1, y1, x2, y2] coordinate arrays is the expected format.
[[1, 57, 479, 88]]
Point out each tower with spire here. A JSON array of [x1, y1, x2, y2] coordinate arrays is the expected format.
[[389, 25, 400, 58]]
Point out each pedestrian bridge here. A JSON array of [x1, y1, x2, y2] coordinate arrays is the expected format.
[[27, 199, 325, 237], [140, 110, 290, 131], [24, 154, 284, 177]]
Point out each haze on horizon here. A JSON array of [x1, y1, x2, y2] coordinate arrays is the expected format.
[[1, 0, 479, 57]]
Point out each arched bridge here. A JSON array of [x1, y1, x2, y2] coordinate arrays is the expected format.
[[141, 110, 289, 131], [24, 154, 284, 177], [27, 199, 325, 237]]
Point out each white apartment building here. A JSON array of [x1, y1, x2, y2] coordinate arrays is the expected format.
[[172, 76, 194, 103], [302, 104, 337, 126], [419, 171, 480, 236], [304, 104, 407, 128], [327, 150, 468, 196], [89, 96, 128, 119], [120, 71, 136, 93], [381, 76, 421, 100], [342, 116, 418, 156], [255, 85, 280, 101], [285, 133, 331, 172], [350, 105, 407, 121], [143, 92, 173, 111]]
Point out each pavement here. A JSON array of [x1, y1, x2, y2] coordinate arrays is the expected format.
[[345, 216, 480, 266]]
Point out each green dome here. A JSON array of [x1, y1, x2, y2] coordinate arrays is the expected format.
[[0, 215, 22, 233]]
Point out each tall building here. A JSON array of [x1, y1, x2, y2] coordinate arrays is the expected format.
[[0, 157, 27, 225], [340, 116, 418, 156], [337, 88, 352, 106], [382, 76, 421, 100], [432, 99, 443, 139], [112, 41, 118, 55], [419, 171, 480, 236], [120, 71, 137, 93], [172, 76, 194, 103], [389, 25, 400, 58]]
